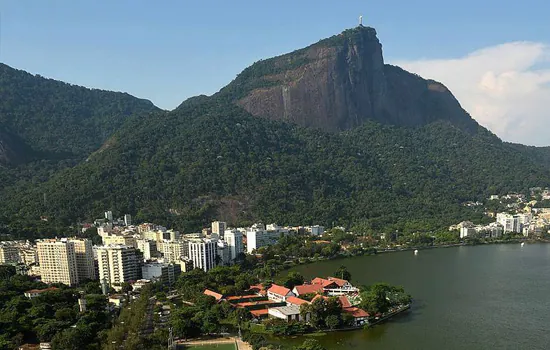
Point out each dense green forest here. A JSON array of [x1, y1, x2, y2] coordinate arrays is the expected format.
[[0, 63, 160, 201], [1, 96, 547, 236]]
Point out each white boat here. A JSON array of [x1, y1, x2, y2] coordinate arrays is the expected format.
[[414, 249, 419, 255], [521, 242, 525, 247]]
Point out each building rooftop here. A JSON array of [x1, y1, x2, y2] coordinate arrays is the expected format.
[[286, 296, 310, 306], [267, 284, 292, 296], [269, 304, 301, 316], [203, 289, 223, 301], [293, 284, 324, 295], [24, 287, 59, 295]]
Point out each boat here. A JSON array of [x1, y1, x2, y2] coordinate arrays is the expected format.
[[414, 249, 419, 255], [521, 242, 525, 247]]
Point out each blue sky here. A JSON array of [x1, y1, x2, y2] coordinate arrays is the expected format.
[[1, 1, 550, 144]]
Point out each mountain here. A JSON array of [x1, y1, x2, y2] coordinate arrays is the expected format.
[[218, 26, 480, 134], [0, 63, 160, 164], [1, 27, 550, 237]]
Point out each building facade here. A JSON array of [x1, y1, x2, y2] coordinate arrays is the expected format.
[[224, 229, 243, 262], [69, 238, 96, 280], [37, 239, 79, 286], [141, 262, 181, 286], [0, 241, 20, 264], [136, 239, 158, 260], [97, 245, 141, 286], [211, 221, 227, 238], [188, 239, 217, 272]]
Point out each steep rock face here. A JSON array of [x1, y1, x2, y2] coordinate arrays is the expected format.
[[222, 26, 479, 133]]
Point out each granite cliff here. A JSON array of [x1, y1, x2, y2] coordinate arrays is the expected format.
[[220, 26, 479, 133]]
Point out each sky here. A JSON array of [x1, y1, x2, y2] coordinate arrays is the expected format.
[[1, 0, 550, 145]]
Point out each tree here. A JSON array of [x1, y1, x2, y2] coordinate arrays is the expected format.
[[282, 271, 304, 289], [121, 282, 133, 294], [294, 338, 326, 350], [325, 314, 340, 329], [334, 265, 351, 281]]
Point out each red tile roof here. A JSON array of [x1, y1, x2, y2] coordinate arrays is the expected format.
[[267, 284, 292, 297], [338, 295, 352, 308], [328, 277, 349, 287], [293, 284, 324, 295], [250, 309, 269, 317], [226, 294, 262, 301], [203, 289, 223, 301], [234, 300, 277, 308], [286, 296, 310, 306], [343, 307, 369, 318], [24, 287, 59, 294], [311, 277, 338, 288], [311, 294, 329, 302]]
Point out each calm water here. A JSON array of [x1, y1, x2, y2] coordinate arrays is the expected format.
[[276, 244, 550, 350]]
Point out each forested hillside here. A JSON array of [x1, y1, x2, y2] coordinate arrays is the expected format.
[[1, 26, 550, 239], [2, 97, 547, 236], [0, 63, 159, 162]]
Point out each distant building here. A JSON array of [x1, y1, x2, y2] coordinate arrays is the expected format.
[[176, 258, 194, 272], [136, 239, 158, 260], [267, 284, 295, 302], [124, 214, 132, 226], [105, 211, 114, 222], [246, 224, 282, 253], [217, 240, 230, 265], [224, 229, 244, 262], [161, 240, 188, 263], [97, 245, 141, 286], [268, 304, 306, 322], [141, 262, 181, 286], [0, 241, 20, 264], [188, 239, 217, 272], [37, 239, 79, 286], [102, 235, 137, 248], [310, 225, 325, 236], [69, 238, 96, 280], [211, 221, 227, 238], [24, 287, 59, 299]]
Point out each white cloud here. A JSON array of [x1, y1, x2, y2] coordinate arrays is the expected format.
[[392, 42, 550, 146]]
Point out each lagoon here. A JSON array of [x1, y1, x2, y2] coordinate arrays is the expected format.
[[277, 244, 550, 349]]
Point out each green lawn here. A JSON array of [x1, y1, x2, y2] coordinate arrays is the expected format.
[[179, 344, 236, 350]]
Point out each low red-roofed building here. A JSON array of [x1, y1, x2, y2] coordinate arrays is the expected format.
[[24, 287, 59, 299], [267, 284, 295, 302], [286, 296, 310, 307], [292, 284, 324, 296], [250, 309, 269, 319], [338, 295, 352, 308], [343, 307, 370, 326], [203, 289, 223, 301]]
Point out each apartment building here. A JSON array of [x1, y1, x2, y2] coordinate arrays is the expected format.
[[97, 245, 141, 286], [188, 239, 217, 272], [37, 239, 79, 286]]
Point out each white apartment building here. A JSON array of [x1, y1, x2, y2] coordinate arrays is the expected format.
[[161, 240, 188, 263], [0, 241, 20, 264], [224, 229, 243, 261], [105, 211, 114, 221], [97, 245, 141, 286], [136, 239, 158, 260], [124, 214, 132, 226], [37, 239, 79, 286], [69, 238, 96, 280], [142, 262, 181, 285], [188, 239, 217, 272], [246, 225, 282, 253], [211, 221, 227, 238], [497, 213, 530, 234]]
